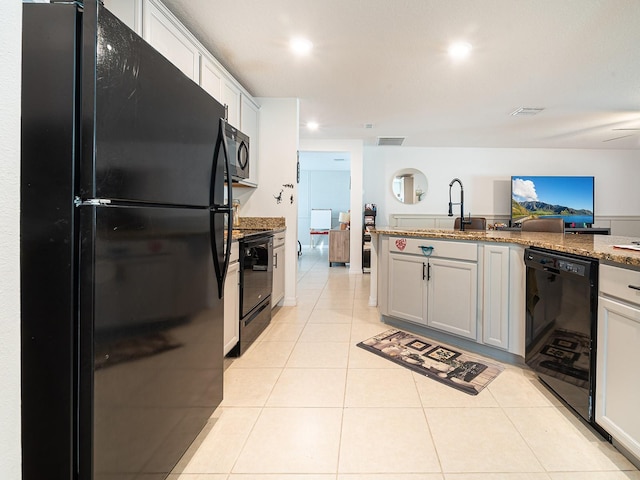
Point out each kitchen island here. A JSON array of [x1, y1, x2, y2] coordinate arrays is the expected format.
[[371, 227, 640, 356], [372, 227, 640, 466], [372, 227, 640, 267]]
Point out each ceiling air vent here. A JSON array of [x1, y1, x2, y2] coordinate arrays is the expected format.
[[511, 107, 545, 116], [377, 136, 405, 146]]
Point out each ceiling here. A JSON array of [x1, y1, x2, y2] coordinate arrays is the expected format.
[[162, 0, 640, 149]]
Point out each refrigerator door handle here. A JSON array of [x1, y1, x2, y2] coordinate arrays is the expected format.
[[222, 119, 233, 296], [211, 118, 233, 299]]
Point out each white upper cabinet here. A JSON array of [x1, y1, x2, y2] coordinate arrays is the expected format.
[[200, 56, 224, 103], [104, 0, 260, 187], [103, 0, 142, 33], [240, 95, 260, 186], [142, 0, 200, 81], [241, 95, 259, 139], [222, 80, 242, 128]]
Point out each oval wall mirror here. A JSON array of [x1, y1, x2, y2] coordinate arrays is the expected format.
[[391, 168, 428, 204]]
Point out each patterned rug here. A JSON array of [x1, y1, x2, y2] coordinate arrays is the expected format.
[[357, 328, 505, 396]]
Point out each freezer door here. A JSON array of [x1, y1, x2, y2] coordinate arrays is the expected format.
[[88, 7, 225, 207], [78, 205, 223, 479]]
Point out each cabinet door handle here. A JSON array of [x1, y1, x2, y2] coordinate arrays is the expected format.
[[274, 252, 278, 268], [628, 284, 640, 291], [422, 262, 431, 281]]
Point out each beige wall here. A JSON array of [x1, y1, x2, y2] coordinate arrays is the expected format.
[[237, 97, 300, 306], [364, 146, 640, 235], [0, 1, 23, 478]]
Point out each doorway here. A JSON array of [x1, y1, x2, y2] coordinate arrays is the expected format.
[[297, 151, 351, 250]]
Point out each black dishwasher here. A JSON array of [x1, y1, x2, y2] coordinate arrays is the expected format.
[[524, 247, 607, 437]]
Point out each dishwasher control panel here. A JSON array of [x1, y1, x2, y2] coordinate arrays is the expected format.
[[525, 248, 593, 279], [557, 260, 586, 276]]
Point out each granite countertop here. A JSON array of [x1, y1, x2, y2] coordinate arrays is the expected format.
[[372, 227, 640, 268], [228, 216, 286, 241]]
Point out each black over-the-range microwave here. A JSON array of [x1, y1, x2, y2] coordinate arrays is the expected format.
[[224, 120, 250, 181]]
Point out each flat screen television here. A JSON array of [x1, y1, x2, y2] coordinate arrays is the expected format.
[[511, 175, 594, 227]]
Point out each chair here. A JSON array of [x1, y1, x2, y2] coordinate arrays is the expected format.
[[309, 208, 332, 247], [454, 217, 487, 230], [520, 217, 564, 233]]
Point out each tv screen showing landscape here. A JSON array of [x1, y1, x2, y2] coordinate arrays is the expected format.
[[511, 176, 594, 226]]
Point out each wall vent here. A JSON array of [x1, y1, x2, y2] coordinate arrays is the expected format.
[[377, 136, 405, 146], [510, 107, 544, 116]]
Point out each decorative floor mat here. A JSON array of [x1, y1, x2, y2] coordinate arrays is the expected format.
[[357, 328, 505, 396]]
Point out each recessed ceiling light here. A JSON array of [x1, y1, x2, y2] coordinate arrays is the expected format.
[[448, 41, 472, 60], [306, 121, 319, 131], [290, 37, 313, 56]]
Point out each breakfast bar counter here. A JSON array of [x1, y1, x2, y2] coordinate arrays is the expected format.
[[372, 227, 640, 268]]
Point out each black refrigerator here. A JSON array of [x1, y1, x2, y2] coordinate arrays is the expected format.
[[21, 2, 232, 479]]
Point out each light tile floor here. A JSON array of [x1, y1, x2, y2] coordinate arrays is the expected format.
[[170, 246, 640, 480]]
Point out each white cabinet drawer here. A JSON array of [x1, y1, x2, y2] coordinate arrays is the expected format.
[[229, 241, 239, 263], [273, 232, 285, 247], [388, 236, 477, 262], [600, 264, 640, 307]]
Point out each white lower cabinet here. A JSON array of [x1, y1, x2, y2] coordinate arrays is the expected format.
[[223, 243, 240, 356], [380, 237, 525, 354], [596, 265, 640, 462], [387, 249, 477, 340], [428, 257, 477, 339], [482, 244, 510, 349], [272, 233, 285, 308], [388, 253, 426, 324]]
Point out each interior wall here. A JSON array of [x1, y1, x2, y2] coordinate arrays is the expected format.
[[0, 1, 22, 477], [238, 97, 299, 306], [297, 169, 351, 246], [364, 146, 640, 230], [299, 139, 364, 273]]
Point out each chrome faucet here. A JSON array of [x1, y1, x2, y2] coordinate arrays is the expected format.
[[448, 178, 471, 231]]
